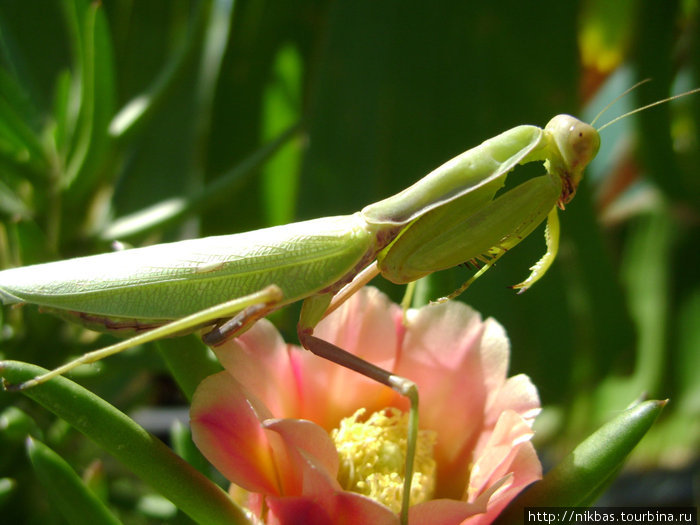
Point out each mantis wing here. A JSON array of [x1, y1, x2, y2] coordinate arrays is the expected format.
[[0, 214, 376, 320]]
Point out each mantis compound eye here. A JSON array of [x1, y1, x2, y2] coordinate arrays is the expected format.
[[568, 120, 601, 170]]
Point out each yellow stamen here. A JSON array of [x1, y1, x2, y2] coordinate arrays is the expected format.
[[331, 407, 436, 514]]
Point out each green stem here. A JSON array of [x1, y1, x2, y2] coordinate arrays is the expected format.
[[1, 360, 250, 525]]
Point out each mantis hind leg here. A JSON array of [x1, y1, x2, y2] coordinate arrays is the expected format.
[[4, 285, 284, 391], [202, 295, 283, 346], [298, 294, 418, 525]]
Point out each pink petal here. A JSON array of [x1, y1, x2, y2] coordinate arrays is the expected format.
[[211, 319, 302, 418], [191, 374, 354, 504], [315, 287, 401, 369], [480, 441, 541, 519], [483, 373, 541, 428], [477, 318, 510, 395], [400, 300, 486, 376], [190, 372, 281, 495], [263, 418, 340, 495], [294, 287, 402, 430], [396, 301, 511, 495], [409, 498, 487, 525], [267, 491, 398, 525], [462, 442, 541, 525], [467, 410, 541, 503]]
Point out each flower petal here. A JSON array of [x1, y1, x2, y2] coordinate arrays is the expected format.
[[409, 498, 487, 525], [263, 418, 397, 523], [397, 301, 512, 495], [484, 373, 541, 428], [267, 491, 398, 525], [263, 418, 340, 495], [478, 318, 510, 395], [190, 371, 281, 495], [211, 319, 302, 418], [295, 287, 401, 429], [467, 409, 541, 507], [461, 443, 542, 525]]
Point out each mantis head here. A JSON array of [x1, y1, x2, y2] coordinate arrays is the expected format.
[[546, 82, 700, 208], [545, 114, 601, 208]]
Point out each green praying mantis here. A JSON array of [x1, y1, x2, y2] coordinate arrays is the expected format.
[[1, 83, 698, 523]]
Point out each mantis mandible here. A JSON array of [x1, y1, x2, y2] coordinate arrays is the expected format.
[[1, 83, 698, 523]]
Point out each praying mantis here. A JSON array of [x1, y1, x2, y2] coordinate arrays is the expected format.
[[1, 83, 698, 524]]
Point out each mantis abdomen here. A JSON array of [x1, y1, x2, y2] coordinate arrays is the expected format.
[[0, 214, 377, 321]]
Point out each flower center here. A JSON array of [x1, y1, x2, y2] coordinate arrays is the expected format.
[[331, 407, 436, 514]]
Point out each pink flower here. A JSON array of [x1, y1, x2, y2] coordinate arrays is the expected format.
[[190, 287, 542, 524]]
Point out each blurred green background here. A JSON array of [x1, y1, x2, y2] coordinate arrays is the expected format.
[[0, 0, 698, 522]]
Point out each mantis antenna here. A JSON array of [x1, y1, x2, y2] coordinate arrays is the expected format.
[[590, 78, 652, 127], [596, 84, 700, 132]]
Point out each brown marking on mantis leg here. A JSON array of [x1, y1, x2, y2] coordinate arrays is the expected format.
[[201, 301, 280, 346]]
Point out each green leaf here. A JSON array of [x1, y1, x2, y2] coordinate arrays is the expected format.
[[63, 0, 115, 198], [261, 43, 303, 226], [170, 419, 214, 479], [135, 493, 178, 521], [1, 360, 251, 525], [108, 2, 206, 142], [620, 209, 672, 395], [0, 405, 43, 442], [495, 399, 666, 524], [99, 123, 300, 241], [26, 436, 122, 525], [51, 69, 73, 157], [0, 69, 46, 165], [0, 176, 32, 220]]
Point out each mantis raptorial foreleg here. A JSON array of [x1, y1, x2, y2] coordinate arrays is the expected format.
[[378, 174, 562, 296], [512, 206, 560, 293]]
